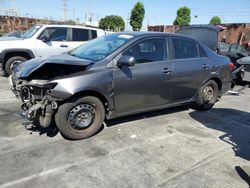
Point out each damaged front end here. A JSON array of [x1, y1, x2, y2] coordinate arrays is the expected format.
[[11, 77, 58, 128], [11, 55, 93, 128]]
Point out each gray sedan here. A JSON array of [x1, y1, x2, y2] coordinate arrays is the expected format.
[[11, 32, 233, 140]]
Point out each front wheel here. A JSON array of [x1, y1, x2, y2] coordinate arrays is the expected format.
[[5, 56, 27, 76], [55, 96, 105, 140], [193, 80, 219, 111]]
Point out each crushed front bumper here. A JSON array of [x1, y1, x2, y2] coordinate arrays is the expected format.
[[9, 74, 20, 97]]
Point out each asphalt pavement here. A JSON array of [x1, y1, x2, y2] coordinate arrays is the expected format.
[[0, 77, 250, 188]]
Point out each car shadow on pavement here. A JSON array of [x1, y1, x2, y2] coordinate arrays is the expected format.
[[106, 105, 189, 127], [189, 108, 250, 186], [235, 166, 250, 186], [189, 108, 250, 161]]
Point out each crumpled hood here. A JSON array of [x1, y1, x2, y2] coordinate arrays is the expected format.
[[14, 54, 93, 79]]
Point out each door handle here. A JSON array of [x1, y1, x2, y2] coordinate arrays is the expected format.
[[202, 64, 210, 69], [162, 67, 172, 74], [60, 44, 68, 48]]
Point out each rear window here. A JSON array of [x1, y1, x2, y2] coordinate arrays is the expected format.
[[72, 28, 89, 41], [173, 38, 199, 59]]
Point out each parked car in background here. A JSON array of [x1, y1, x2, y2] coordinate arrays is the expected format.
[[227, 44, 250, 83], [218, 42, 230, 56], [2, 31, 23, 38], [0, 24, 106, 76], [176, 25, 249, 85], [10, 32, 233, 140]]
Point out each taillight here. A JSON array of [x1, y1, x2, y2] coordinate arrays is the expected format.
[[229, 63, 234, 71]]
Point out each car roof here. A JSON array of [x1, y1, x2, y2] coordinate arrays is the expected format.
[[112, 31, 200, 41], [39, 24, 103, 31]]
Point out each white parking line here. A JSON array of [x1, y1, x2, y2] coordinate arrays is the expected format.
[[0, 164, 73, 188], [0, 98, 17, 102]]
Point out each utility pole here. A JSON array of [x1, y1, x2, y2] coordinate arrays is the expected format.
[[72, 8, 75, 21], [62, 0, 68, 21]]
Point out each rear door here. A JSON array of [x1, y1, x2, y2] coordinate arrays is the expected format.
[[113, 37, 174, 114], [170, 37, 211, 102], [35, 27, 71, 57]]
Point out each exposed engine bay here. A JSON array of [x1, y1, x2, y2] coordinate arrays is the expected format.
[[10, 55, 92, 128]]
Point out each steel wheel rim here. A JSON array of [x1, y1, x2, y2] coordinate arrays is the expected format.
[[68, 104, 96, 130], [203, 85, 214, 103], [10, 60, 23, 72]]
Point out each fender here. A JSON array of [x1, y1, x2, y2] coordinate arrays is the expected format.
[[1, 48, 35, 68], [50, 86, 115, 111]]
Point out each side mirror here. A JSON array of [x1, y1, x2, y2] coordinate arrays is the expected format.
[[41, 36, 50, 43], [117, 55, 135, 67]]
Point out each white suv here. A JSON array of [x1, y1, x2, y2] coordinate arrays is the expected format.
[[0, 24, 106, 76]]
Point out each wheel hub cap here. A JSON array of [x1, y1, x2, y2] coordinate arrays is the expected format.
[[203, 86, 214, 102], [68, 104, 96, 129]]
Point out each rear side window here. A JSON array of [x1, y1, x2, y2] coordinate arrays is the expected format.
[[72, 28, 89, 41], [173, 38, 198, 59]]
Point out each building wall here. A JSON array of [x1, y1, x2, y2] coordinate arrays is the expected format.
[[0, 15, 60, 33], [148, 23, 250, 46]]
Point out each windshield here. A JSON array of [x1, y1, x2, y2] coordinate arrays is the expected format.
[[22, 25, 42, 39], [69, 33, 134, 61]]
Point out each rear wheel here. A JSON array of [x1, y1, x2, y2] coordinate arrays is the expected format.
[[55, 96, 105, 140], [193, 80, 219, 111], [5, 56, 27, 76]]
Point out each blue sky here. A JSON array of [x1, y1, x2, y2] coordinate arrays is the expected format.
[[1, 0, 250, 29]]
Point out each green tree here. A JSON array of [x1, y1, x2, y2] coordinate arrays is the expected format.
[[99, 15, 125, 31], [209, 16, 221, 25], [130, 2, 145, 31], [173, 6, 191, 25]]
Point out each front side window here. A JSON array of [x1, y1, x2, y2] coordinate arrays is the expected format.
[[72, 28, 89, 41], [124, 38, 167, 64], [39, 27, 68, 41], [173, 38, 198, 59]]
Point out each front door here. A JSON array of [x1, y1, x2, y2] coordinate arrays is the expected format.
[[35, 27, 71, 57], [113, 37, 173, 114]]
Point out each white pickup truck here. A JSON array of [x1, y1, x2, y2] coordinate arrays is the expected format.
[[0, 24, 106, 76]]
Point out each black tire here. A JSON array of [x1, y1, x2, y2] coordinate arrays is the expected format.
[[55, 96, 105, 140], [5, 56, 27, 76], [193, 80, 219, 111]]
